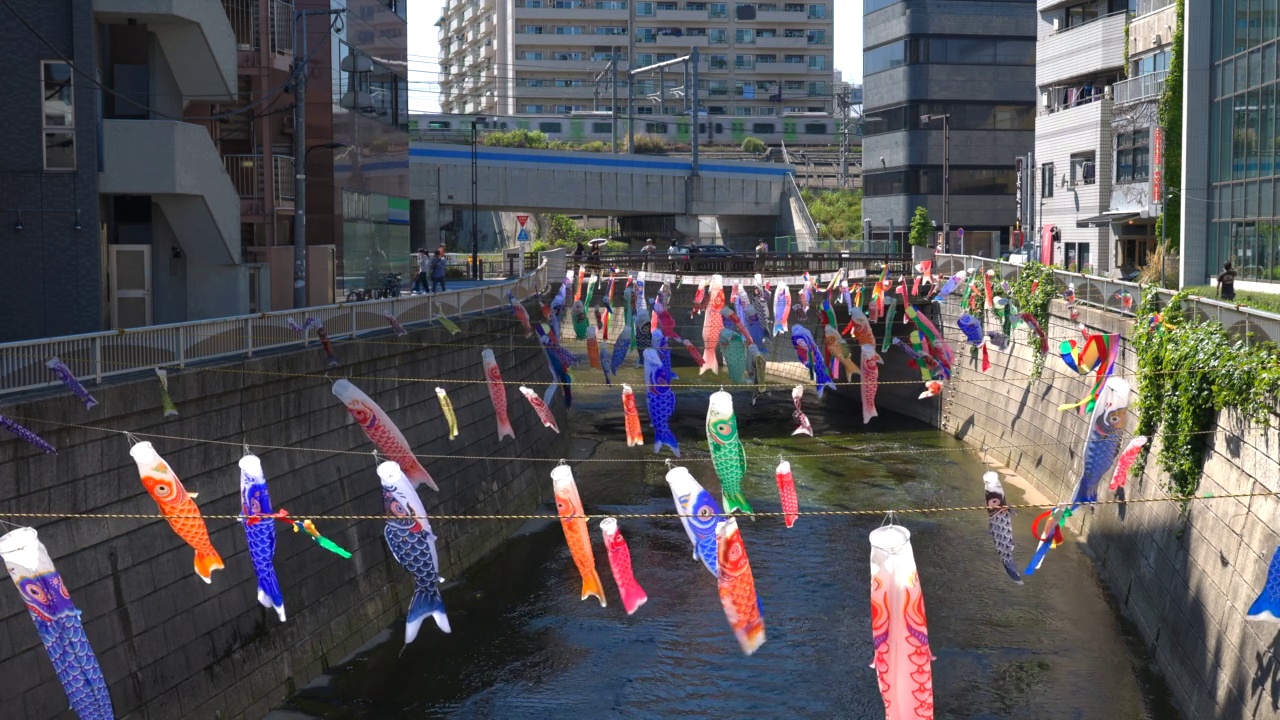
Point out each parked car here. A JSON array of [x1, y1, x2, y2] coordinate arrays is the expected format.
[[687, 244, 752, 273]]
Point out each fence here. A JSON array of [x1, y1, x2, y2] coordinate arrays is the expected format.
[[0, 255, 555, 400], [934, 254, 1280, 346], [1113, 70, 1168, 106], [554, 250, 911, 279]]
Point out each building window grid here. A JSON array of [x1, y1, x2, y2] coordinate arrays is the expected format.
[[41, 61, 75, 171]]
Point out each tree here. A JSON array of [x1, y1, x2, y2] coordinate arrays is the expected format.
[[908, 205, 933, 247], [741, 136, 766, 154]]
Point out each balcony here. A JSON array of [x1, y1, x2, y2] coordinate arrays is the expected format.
[[655, 9, 709, 21], [517, 33, 602, 45], [657, 34, 709, 47], [99, 119, 240, 266], [94, 0, 238, 103], [221, 0, 293, 56], [1113, 70, 1167, 106], [755, 36, 808, 49], [222, 154, 296, 217], [1037, 11, 1127, 87], [514, 6, 628, 20]]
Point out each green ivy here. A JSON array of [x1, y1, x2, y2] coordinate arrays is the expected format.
[[1008, 262, 1057, 381], [1155, 0, 1184, 250], [1132, 288, 1280, 497]]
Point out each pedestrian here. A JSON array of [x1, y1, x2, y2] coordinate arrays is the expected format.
[[641, 238, 656, 271], [573, 241, 586, 263], [431, 247, 448, 293], [1218, 261, 1237, 301], [754, 238, 769, 272], [412, 249, 430, 294]]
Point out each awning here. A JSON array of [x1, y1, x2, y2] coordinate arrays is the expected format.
[[1077, 211, 1141, 228]]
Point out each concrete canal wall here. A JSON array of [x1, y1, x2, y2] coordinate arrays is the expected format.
[[0, 308, 567, 720], [924, 293, 1280, 720]]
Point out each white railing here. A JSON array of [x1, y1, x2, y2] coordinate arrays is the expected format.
[[934, 254, 1280, 347], [787, 173, 820, 252], [1114, 70, 1168, 106], [0, 255, 555, 399], [1135, 0, 1173, 16], [221, 0, 294, 54], [222, 154, 297, 202]]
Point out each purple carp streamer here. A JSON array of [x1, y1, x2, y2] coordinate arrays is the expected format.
[[46, 357, 98, 410], [0, 414, 57, 454]]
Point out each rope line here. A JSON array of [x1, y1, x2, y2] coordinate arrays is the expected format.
[[0, 490, 1271, 523], [0, 414, 1240, 465]]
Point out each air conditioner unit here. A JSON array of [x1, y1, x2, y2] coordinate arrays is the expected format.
[[1052, 18, 1060, 30], [1104, 84, 1113, 99], [1041, 92, 1050, 108], [1152, 34, 1162, 46]]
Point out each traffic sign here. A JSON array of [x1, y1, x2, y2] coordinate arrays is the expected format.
[[516, 214, 529, 228], [956, 227, 964, 237], [517, 228, 531, 243]]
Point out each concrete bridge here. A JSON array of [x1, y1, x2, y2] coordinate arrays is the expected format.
[[410, 142, 818, 246]]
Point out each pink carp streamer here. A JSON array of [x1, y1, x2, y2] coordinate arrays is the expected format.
[[791, 385, 814, 436], [869, 524, 935, 720], [481, 349, 516, 441], [332, 379, 437, 490], [860, 345, 881, 425], [600, 518, 648, 615], [1109, 436, 1147, 491], [519, 386, 561, 433]]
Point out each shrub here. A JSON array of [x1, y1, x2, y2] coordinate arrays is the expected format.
[[629, 135, 669, 154], [482, 129, 549, 148], [741, 136, 766, 154]]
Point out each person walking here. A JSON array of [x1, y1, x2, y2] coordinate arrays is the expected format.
[[412, 249, 430, 294], [1218, 261, 1237, 301], [754, 238, 769, 273], [430, 247, 448, 293]]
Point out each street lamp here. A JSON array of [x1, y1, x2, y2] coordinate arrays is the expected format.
[[920, 113, 951, 252], [471, 116, 486, 281], [305, 141, 346, 163]]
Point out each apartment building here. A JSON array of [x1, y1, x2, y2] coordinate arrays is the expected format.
[[436, 0, 835, 119], [861, 0, 1037, 257], [0, 0, 408, 342]]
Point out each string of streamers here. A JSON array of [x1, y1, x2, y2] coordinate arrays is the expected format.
[[1, 414, 1233, 465], [0, 490, 1272, 523]]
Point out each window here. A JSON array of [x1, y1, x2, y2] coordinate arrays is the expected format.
[[1041, 163, 1055, 197], [595, 1, 627, 7], [758, 106, 776, 116], [735, 80, 756, 97], [710, 2, 727, 17], [709, 79, 729, 95], [1062, 242, 1091, 272], [804, 122, 827, 134], [521, 79, 548, 86], [1116, 129, 1151, 183], [735, 54, 754, 69], [42, 61, 74, 170], [539, 122, 564, 132], [735, 29, 755, 43], [555, 26, 584, 34], [592, 122, 613, 133], [526, 104, 545, 112], [555, 79, 584, 87], [1070, 152, 1096, 185], [645, 122, 669, 133], [520, 25, 544, 34], [756, 54, 778, 63], [710, 54, 728, 69], [637, 28, 656, 43], [860, 102, 1035, 135], [808, 3, 826, 18], [635, 53, 654, 66], [688, 2, 708, 9], [784, 28, 805, 38], [636, 1, 655, 14], [636, 106, 655, 114], [752, 122, 776, 133], [756, 29, 776, 38], [595, 26, 628, 35], [523, 51, 545, 60], [808, 55, 825, 70], [553, 52, 584, 60], [686, 28, 708, 36], [783, 80, 805, 91], [710, 28, 728, 44], [807, 30, 827, 45], [735, 106, 754, 116], [808, 81, 826, 96], [864, 166, 1018, 197], [865, 37, 1036, 75], [784, 54, 805, 64]]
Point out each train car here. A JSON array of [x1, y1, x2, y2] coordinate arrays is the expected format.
[[409, 112, 845, 148]]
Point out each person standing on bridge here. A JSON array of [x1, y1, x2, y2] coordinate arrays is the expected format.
[[754, 239, 769, 273], [413, 249, 430, 294], [642, 238, 657, 272], [430, 247, 448, 293]]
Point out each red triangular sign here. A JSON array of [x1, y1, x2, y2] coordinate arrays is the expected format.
[[516, 215, 529, 227]]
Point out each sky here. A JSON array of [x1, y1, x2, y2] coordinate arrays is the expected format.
[[407, 0, 861, 113]]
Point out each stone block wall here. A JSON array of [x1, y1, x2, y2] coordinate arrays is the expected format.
[[924, 294, 1280, 720], [0, 309, 567, 720]]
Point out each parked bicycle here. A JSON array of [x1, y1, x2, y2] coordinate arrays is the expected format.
[[378, 273, 403, 299]]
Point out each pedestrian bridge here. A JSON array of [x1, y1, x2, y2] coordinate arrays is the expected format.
[[410, 142, 798, 218]]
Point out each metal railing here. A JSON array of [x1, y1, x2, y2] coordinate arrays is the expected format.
[[786, 173, 820, 251], [222, 154, 297, 202], [0, 256, 554, 400], [934, 254, 1280, 346], [1113, 70, 1168, 106], [561, 251, 912, 278], [221, 0, 294, 54], [1135, 0, 1174, 16]]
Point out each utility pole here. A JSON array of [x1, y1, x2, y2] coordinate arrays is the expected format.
[[627, 0, 635, 154], [612, 46, 619, 154], [691, 47, 700, 175], [921, 113, 951, 251], [292, 8, 343, 309], [835, 88, 852, 189]]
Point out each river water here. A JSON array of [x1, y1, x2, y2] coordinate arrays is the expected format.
[[272, 373, 1178, 719]]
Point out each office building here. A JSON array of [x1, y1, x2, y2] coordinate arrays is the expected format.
[[861, 0, 1037, 257], [1181, 1, 1278, 288], [436, 0, 835, 119]]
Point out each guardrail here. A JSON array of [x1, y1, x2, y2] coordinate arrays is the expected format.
[[934, 254, 1280, 346], [548, 251, 913, 278], [0, 256, 555, 400], [1114, 70, 1168, 106]]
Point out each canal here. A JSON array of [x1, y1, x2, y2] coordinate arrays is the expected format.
[[270, 370, 1178, 719]]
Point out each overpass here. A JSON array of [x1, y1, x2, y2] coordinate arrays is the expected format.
[[410, 142, 819, 247]]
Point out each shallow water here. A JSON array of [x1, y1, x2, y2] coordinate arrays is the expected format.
[[272, 369, 1178, 720]]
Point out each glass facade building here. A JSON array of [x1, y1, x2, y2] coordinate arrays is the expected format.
[[861, 0, 1037, 255], [1205, 2, 1280, 282]]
